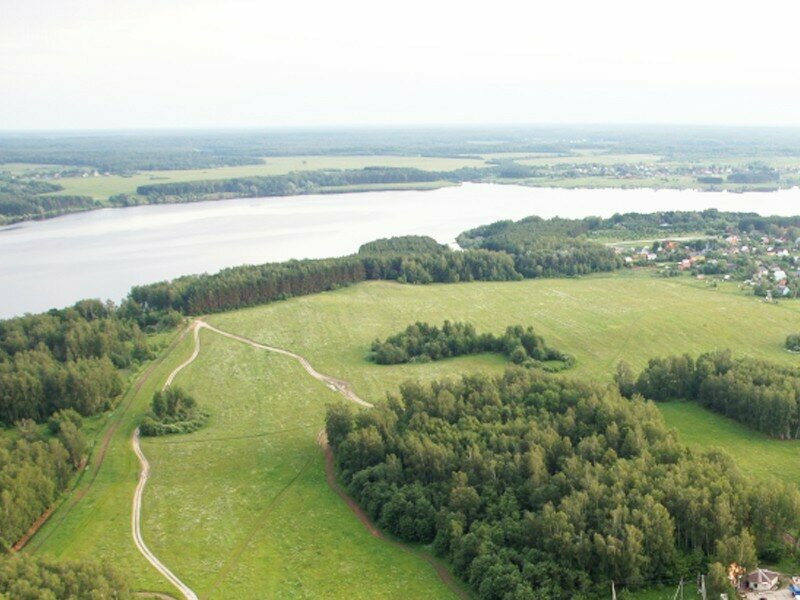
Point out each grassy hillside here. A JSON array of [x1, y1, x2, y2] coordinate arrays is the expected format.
[[27, 271, 800, 597]]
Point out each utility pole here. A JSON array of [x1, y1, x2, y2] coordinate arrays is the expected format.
[[611, 581, 617, 600], [699, 574, 707, 600]]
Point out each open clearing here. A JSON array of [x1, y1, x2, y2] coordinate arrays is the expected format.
[[27, 271, 800, 597]]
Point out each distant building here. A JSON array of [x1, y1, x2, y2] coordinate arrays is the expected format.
[[745, 568, 779, 591]]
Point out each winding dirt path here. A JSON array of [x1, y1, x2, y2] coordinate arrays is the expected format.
[[132, 323, 202, 600], [134, 320, 465, 599]]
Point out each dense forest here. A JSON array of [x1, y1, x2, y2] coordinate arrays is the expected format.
[[369, 321, 573, 371], [0, 554, 130, 599], [0, 299, 151, 424], [140, 386, 208, 436], [0, 414, 87, 550], [327, 368, 800, 599], [619, 351, 800, 439]]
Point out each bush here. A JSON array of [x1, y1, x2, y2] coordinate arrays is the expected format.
[[139, 387, 208, 437], [786, 333, 800, 352]]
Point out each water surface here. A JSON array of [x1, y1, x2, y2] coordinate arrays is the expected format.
[[2, 183, 800, 318]]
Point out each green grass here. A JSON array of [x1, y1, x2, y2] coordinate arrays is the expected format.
[[658, 401, 800, 485], [23, 155, 487, 201], [208, 271, 800, 400], [27, 271, 800, 597], [143, 329, 456, 598], [27, 327, 198, 594]]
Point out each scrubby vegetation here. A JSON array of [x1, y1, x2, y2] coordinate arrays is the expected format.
[[327, 368, 799, 599], [787, 333, 800, 352], [0, 554, 131, 599], [140, 386, 208, 436], [368, 321, 573, 371], [619, 351, 800, 439]]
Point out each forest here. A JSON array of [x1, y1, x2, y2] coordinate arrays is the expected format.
[[369, 321, 573, 371], [327, 367, 800, 599], [0, 299, 150, 424], [620, 351, 800, 439], [0, 554, 130, 599], [0, 413, 87, 551]]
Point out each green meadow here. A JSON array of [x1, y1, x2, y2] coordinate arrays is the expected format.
[[27, 271, 800, 597]]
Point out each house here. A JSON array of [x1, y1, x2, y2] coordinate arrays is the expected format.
[[774, 269, 787, 282], [745, 568, 780, 591]]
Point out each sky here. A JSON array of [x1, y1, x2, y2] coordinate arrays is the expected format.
[[2, 0, 800, 130]]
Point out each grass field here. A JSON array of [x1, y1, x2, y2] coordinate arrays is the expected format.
[[26, 271, 800, 597], [23, 155, 488, 200], [659, 401, 800, 485]]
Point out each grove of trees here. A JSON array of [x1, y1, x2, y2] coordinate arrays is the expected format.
[[0, 299, 151, 425], [369, 321, 573, 371], [327, 368, 800, 599], [0, 555, 130, 599], [620, 350, 800, 439], [140, 387, 208, 436], [0, 416, 87, 550]]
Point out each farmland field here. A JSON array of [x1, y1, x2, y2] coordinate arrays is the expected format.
[[27, 271, 800, 597]]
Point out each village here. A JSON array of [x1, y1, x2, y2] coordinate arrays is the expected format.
[[616, 230, 800, 299]]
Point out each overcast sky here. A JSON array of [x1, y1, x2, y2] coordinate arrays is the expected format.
[[2, 0, 800, 130]]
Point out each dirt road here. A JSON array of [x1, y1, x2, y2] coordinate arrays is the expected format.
[[132, 320, 470, 599]]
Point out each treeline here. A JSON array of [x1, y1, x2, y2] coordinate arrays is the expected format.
[[0, 299, 151, 424], [618, 351, 800, 439], [327, 368, 799, 599], [0, 176, 96, 223], [0, 414, 87, 550], [127, 249, 520, 316], [369, 321, 573, 371], [135, 167, 457, 201], [0, 554, 130, 599], [140, 387, 208, 436], [458, 210, 800, 247]]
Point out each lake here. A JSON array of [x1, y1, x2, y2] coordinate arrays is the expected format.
[[2, 183, 800, 318]]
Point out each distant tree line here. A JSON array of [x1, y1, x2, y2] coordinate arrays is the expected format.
[[0, 413, 88, 550], [369, 321, 573, 371], [617, 351, 800, 439], [327, 368, 799, 599], [0, 299, 151, 425], [0, 554, 130, 599], [457, 210, 800, 246], [140, 387, 208, 436], [0, 176, 96, 223], [135, 167, 456, 202]]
